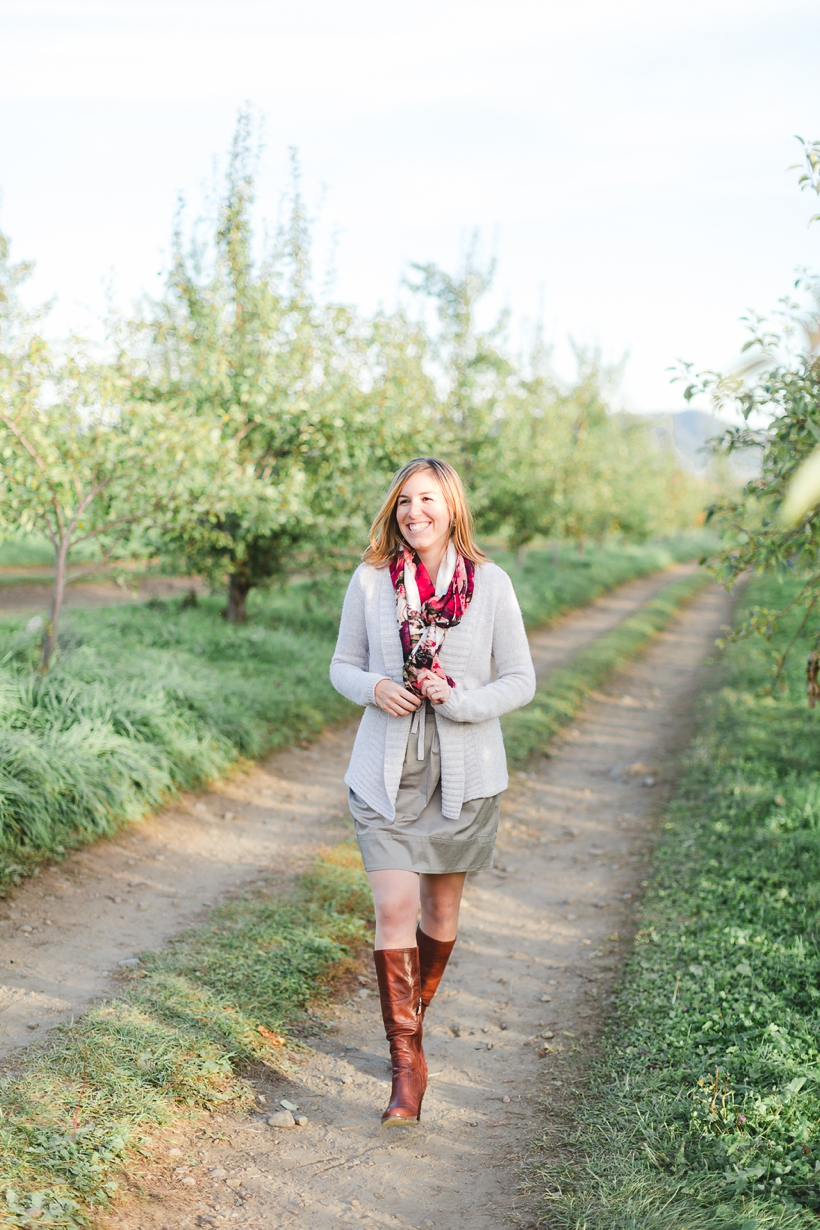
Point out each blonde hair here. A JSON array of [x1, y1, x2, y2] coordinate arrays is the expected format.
[[363, 457, 489, 568]]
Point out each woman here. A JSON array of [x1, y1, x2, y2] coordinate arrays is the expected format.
[[329, 457, 535, 1126]]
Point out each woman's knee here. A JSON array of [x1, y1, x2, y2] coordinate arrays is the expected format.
[[420, 874, 464, 916], [373, 892, 417, 930]]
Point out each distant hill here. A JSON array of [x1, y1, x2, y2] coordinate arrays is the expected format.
[[637, 409, 760, 479]]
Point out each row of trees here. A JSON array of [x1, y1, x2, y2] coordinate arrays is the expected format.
[[0, 114, 703, 667]]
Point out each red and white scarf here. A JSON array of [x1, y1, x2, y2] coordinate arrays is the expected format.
[[389, 543, 475, 699]]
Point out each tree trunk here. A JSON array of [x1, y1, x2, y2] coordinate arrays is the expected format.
[[40, 537, 69, 671], [224, 567, 251, 624]]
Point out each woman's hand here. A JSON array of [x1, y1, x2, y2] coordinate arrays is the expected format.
[[416, 669, 451, 706], [374, 678, 422, 717]]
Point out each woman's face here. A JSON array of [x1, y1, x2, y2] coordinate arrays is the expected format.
[[396, 469, 452, 559]]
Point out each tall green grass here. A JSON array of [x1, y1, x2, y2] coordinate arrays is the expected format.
[[531, 575, 820, 1230], [0, 535, 709, 887]]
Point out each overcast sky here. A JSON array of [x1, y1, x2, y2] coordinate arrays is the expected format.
[[1, 0, 819, 409]]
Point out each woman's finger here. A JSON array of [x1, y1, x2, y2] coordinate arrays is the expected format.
[[394, 695, 420, 712]]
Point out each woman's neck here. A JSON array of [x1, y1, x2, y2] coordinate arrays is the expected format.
[[416, 542, 448, 585]]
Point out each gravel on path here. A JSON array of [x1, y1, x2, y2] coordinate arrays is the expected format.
[[94, 583, 729, 1228]]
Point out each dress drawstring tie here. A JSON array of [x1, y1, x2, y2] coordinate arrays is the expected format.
[[410, 703, 426, 760]]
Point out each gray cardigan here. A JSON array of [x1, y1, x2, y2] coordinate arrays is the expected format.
[[329, 561, 536, 821]]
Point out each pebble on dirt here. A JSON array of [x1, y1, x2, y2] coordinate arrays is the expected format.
[[267, 1110, 296, 1128]]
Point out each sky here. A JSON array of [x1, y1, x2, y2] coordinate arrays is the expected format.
[[0, 0, 819, 410]]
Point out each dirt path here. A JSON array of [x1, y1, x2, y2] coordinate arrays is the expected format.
[[0, 563, 696, 1058], [0, 573, 206, 614], [524, 559, 697, 675], [89, 581, 731, 1230], [96, 581, 730, 1230]]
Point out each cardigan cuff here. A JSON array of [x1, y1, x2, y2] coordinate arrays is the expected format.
[[365, 674, 391, 707]]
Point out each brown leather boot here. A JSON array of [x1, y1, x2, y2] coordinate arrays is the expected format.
[[416, 927, 456, 1019], [373, 947, 426, 1126]]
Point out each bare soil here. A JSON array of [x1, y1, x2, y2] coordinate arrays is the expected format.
[[0, 573, 206, 613], [0, 568, 731, 1230]]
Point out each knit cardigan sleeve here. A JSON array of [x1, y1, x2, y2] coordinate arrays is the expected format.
[[329, 567, 389, 708], [437, 568, 535, 723]]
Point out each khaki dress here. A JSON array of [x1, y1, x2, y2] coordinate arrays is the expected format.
[[349, 700, 502, 874]]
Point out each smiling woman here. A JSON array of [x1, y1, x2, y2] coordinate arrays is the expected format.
[[329, 456, 535, 1132]]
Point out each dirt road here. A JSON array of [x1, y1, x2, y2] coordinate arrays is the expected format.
[[88, 580, 731, 1230], [0, 567, 730, 1230], [0, 573, 205, 615]]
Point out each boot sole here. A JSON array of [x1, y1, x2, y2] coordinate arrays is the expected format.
[[380, 1115, 420, 1127]]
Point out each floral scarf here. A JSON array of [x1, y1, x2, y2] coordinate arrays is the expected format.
[[389, 543, 475, 698]]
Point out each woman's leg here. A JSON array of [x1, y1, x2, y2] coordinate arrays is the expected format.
[[416, 872, 465, 1017], [367, 869, 425, 1124], [368, 869, 420, 950], [419, 871, 466, 941]]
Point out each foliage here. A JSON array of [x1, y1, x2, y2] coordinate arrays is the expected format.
[[112, 113, 703, 623], [680, 137, 820, 678], [406, 258, 703, 553], [1, 112, 705, 640], [0, 536, 705, 882], [501, 567, 709, 763], [405, 249, 511, 498], [0, 843, 372, 1228], [0, 533, 79, 569], [531, 575, 820, 1229], [487, 345, 704, 551]]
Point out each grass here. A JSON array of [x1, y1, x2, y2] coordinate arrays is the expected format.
[[530, 574, 820, 1230], [501, 569, 711, 765], [0, 535, 709, 889], [0, 842, 373, 1229]]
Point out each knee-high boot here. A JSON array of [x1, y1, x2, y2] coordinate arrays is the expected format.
[[373, 947, 426, 1126], [416, 926, 456, 1019]]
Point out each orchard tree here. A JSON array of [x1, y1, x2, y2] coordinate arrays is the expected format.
[[406, 249, 512, 507], [679, 137, 820, 680], [124, 113, 429, 621], [0, 333, 243, 668]]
